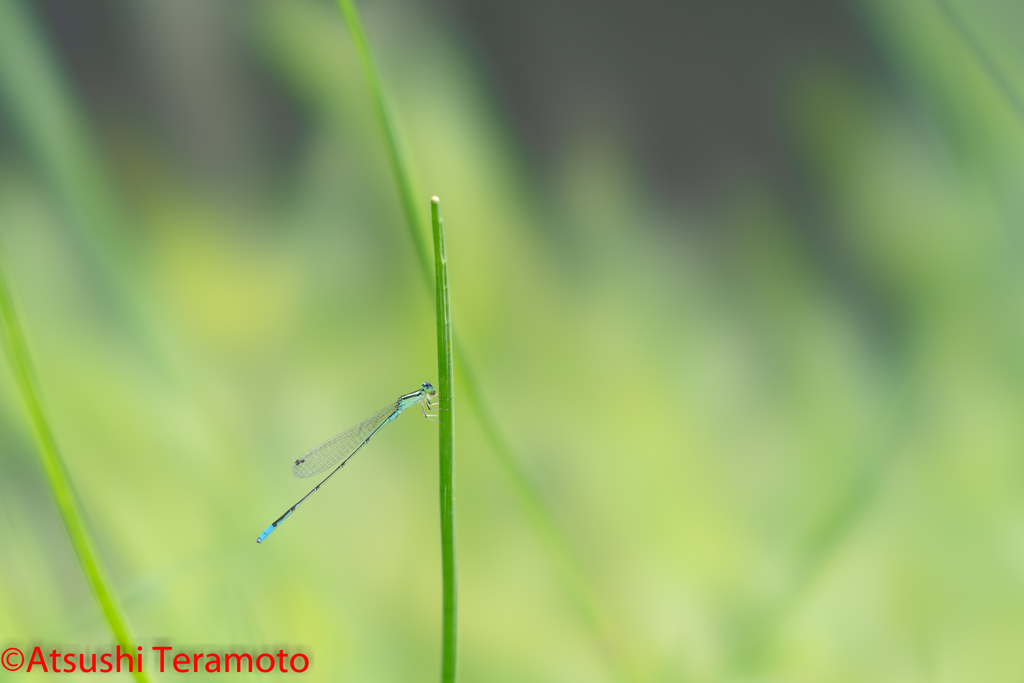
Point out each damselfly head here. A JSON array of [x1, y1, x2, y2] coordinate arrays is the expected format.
[[422, 381, 435, 395]]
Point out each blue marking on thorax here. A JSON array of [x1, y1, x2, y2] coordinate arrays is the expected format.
[[389, 395, 419, 422]]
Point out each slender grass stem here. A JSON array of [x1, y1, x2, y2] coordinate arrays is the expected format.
[[931, 0, 1024, 129], [333, 0, 432, 287], [0, 0, 166, 375], [332, 2, 631, 677], [432, 198, 457, 683], [729, 363, 921, 672], [452, 348, 628, 675], [0, 247, 151, 683]]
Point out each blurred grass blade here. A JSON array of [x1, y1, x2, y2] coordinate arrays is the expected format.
[[0, 0, 166, 372], [451, 342, 628, 672], [730, 363, 921, 672], [332, 1, 632, 676], [334, 0, 432, 286], [432, 197, 457, 683], [931, 0, 1024, 127], [0, 0, 248, 561], [0, 0, 126, 246], [0, 248, 151, 683]]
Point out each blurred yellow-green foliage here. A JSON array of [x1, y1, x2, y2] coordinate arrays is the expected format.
[[2, 0, 1024, 681]]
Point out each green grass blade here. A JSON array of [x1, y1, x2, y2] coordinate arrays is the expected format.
[[0, 0, 126, 247], [332, 2, 632, 676], [333, 0, 432, 287], [0, 0, 166, 375], [729, 364, 921, 673], [432, 197, 458, 683], [0, 247, 151, 683], [452, 343, 630, 676], [931, 0, 1024, 128]]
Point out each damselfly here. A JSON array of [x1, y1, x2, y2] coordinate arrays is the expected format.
[[256, 382, 439, 543]]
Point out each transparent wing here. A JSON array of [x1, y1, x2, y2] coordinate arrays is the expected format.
[[292, 401, 399, 478]]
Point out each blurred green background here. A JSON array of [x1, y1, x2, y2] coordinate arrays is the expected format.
[[2, 0, 1024, 681]]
